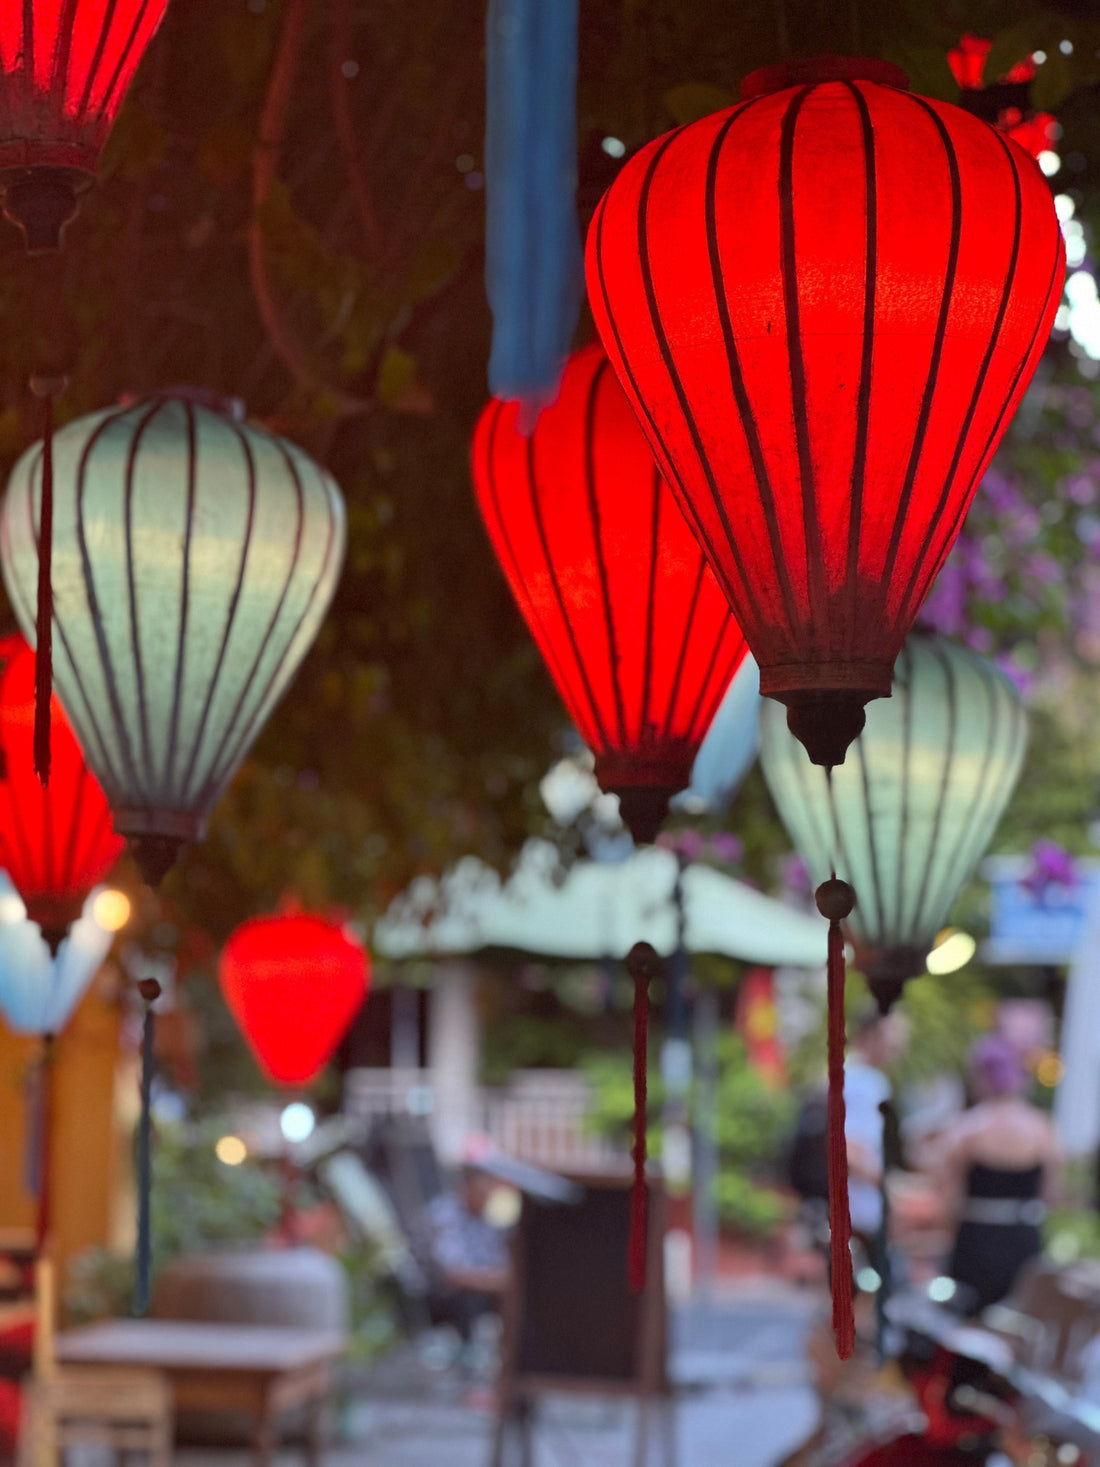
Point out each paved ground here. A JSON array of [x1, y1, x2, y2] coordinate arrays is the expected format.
[[174, 1283, 821, 1467]]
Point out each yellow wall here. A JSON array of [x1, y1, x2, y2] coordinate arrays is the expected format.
[[0, 975, 121, 1303]]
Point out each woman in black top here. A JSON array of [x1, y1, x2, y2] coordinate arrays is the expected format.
[[934, 1034, 1060, 1315]]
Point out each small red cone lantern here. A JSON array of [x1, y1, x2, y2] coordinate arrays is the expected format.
[[472, 342, 748, 1293], [219, 913, 369, 1088], [0, 0, 170, 248], [586, 56, 1063, 770], [0, 632, 123, 949]]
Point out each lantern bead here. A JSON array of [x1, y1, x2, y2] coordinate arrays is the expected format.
[[815, 877, 855, 924]]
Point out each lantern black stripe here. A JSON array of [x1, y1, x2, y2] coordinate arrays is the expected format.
[[910, 159, 1064, 614], [22, 0, 34, 96], [895, 647, 915, 942], [195, 423, 307, 807], [639, 460, 661, 747], [877, 96, 963, 602], [211, 463, 343, 802], [910, 640, 958, 942], [29, 405, 134, 800], [778, 87, 828, 637], [77, 0, 122, 118], [585, 360, 628, 746], [591, 147, 752, 626], [98, 0, 158, 122], [4, 756, 37, 896], [122, 401, 166, 800], [53, 0, 82, 102], [826, 760, 862, 915], [523, 428, 614, 752], [682, 619, 733, 750], [164, 401, 198, 794], [73, 403, 160, 803], [61, 767, 93, 888], [178, 416, 258, 805], [924, 650, 1007, 933], [697, 634, 747, 738], [895, 128, 1025, 629], [704, 100, 801, 639], [632, 120, 780, 651], [785, 731, 839, 884], [844, 83, 878, 657], [855, 720, 888, 944], [663, 546, 707, 741], [479, 406, 579, 726]]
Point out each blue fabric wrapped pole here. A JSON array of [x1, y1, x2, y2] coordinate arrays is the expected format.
[[485, 0, 583, 416]]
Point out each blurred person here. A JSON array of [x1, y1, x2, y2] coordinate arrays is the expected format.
[[933, 1033, 1061, 1314], [846, 1009, 910, 1257]]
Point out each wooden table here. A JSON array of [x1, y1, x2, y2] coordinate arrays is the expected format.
[[56, 1319, 346, 1467]]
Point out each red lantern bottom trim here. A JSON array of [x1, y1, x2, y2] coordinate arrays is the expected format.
[[758, 660, 894, 698]]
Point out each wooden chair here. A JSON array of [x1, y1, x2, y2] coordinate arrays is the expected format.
[[18, 1365, 173, 1467], [492, 1174, 672, 1467]]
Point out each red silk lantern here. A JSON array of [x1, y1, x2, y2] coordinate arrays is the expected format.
[[219, 913, 369, 1087], [0, 0, 170, 247], [472, 343, 748, 844], [586, 57, 1064, 767], [0, 633, 123, 946]]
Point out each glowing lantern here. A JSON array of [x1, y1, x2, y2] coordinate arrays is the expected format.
[[219, 912, 369, 1086], [760, 631, 1027, 1010], [0, 633, 123, 948], [471, 342, 748, 844], [0, 391, 346, 887], [0, 0, 171, 248], [587, 56, 1063, 767]]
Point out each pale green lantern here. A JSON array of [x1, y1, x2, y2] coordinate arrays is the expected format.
[[0, 392, 346, 885], [759, 631, 1027, 1010]]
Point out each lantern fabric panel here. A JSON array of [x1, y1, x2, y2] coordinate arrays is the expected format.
[[0, 395, 346, 848], [0, 878, 112, 1034], [0, 634, 123, 935], [0, 0, 170, 173], [472, 343, 747, 795], [218, 913, 370, 1087], [759, 633, 1028, 962], [676, 654, 760, 814], [586, 65, 1063, 732]]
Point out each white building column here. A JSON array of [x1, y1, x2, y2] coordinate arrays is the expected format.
[[427, 960, 481, 1163]]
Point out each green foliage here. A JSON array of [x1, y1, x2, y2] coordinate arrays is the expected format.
[[787, 969, 994, 1092], [583, 1031, 794, 1236], [149, 1120, 283, 1266]]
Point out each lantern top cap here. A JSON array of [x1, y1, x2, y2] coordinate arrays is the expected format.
[[741, 57, 910, 99]]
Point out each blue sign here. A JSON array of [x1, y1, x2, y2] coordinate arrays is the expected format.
[[983, 857, 1100, 965]]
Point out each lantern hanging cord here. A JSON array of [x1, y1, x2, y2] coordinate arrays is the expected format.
[[816, 865, 855, 1360], [626, 941, 657, 1293], [33, 1033, 56, 1255], [133, 978, 161, 1317], [30, 377, 66, 786]]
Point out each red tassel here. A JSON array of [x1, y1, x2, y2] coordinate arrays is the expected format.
[[626, 941, 655, 1292], [30, 381, 61, 786], [816, 876, 856, 1360]]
